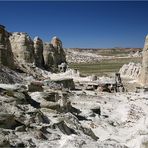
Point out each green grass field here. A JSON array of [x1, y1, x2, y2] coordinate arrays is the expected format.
[[69, 57, 142, 76]]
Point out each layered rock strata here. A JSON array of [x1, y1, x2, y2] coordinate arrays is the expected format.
[[0, 25, 14, 68], [119, 62, 141, 79], [43, 36, 66, 70], [140, 35, 148, 85], [9, 32, 35, 63], [0, 25, 67, 73], [34, 36, 44, 68]]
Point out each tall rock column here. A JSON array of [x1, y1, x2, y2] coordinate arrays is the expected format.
[[43, 36, 66, 71], [0, 25, 14, 68], [34, 36, 44, 68], [140, 35, 148, 85], [43, 43, 54, 70], [9, 32, 35, 64], [50, 36, 66, 66]]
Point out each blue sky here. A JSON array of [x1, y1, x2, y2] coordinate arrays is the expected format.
[[0, 1, 148, 48]]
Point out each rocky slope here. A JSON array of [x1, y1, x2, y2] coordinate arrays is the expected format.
[[1, 68, 148, 148], [0, 25, 148, 148]]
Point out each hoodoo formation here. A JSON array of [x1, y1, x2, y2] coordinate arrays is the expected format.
[[9, 32, 35, 64], [34, 36, 44, 68], [1, 24, 148, 148], [140, 35, 148, 85], [0, 25, 67, 73]]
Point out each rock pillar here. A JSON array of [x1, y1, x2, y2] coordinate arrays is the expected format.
[[140, 35, 148, 85]]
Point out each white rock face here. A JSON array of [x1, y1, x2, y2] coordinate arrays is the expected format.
[[119, 62, 141, 79], [43, 37, 66, 70], [69, 90, 148, 148], [140, 35, 148, 85], [9, 32, 35, 63]]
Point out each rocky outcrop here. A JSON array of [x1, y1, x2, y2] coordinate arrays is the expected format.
[[140, 35, 148, 85], [0, 66, 22, 84], [9, 32, 35, 63], [0, 25, 67, 73], [34, 36, 44, 68], [51, 78, 75, 90], [0, 25, 14, 68], [0, 81, 100, 147], [43, 43, 55, 70], [51, 36, 62, 49], [51, 36, 66, 66], [43, 36, 66, 71], [119, 62, 141, 79]]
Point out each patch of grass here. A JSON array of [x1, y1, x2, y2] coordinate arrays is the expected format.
[[69, 57, 142, 76]]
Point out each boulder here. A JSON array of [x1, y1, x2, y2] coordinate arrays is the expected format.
[[0, 113, 18, 129], [97, 84, 112, 93], [52, 78, 75, 90], [0, 132, 11, 147], [28, 81, 44, 92], [58, 62, 67, 72], [34, 36, 44, 68], [29, 91, 59, 103], [30, 91, 72, 112], [0, 66, 22, 84]]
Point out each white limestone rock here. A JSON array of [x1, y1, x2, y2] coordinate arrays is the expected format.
[[140, 35, 148, 85], [119, 62, 141, 79], [9, 32, 35, 63]]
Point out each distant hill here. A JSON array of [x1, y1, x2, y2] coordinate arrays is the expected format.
[[64, 48, 142, 63]]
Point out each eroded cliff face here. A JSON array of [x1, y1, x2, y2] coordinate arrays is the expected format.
[[0, 25, 66, 73], [43, 43, 55, 70], [0, 25, 14, 68], [139, 35, 148, 85], [50, 36, 66, 66], [9, 32, 35, 64], [43, 36, 66, 71], [34, 36, 44, 68]]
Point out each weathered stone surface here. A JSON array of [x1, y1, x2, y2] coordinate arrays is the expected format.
[[0, 25, 67, 73], [51, 36, 66, 66], [9, 32, 35, 63], [43, 43, 55, 70], [0, 132, 11, 147], [34, 36, 44, 68], [51, 36, 62, 49], [29, 91, 59, 103], [52, 78, 75, 90], [28, 81, 44, 92], [140, 35, 148, 85], [119, 62, 141, 79], [58, 62, 67, 72], [0, 25, 14, 68], [43, 36, 66, 71], [0, 66, 22, 84]]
